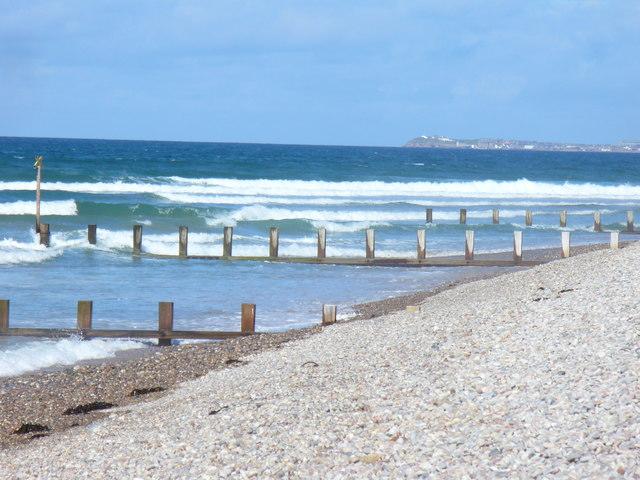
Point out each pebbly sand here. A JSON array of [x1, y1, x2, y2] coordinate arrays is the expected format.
[[0, 240, 639, 477]]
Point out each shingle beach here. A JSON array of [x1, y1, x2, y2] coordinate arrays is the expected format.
[[1, 243, 639, 478]]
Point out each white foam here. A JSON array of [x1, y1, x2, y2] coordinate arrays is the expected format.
[[2, 178, 640, 200], [0, 200, 77, 216], [0, 338, 144, 377]]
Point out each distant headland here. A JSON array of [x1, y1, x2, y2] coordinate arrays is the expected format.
[[404, 135, 640, 153]]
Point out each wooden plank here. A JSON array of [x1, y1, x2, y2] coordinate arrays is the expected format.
[[0, 328, 251, 340], [0, 300, 8, 333], [593, 211, 602, 232], [87, 224, 97, 245], [560, 210, 568, 228], [178, 226, 188, 257], [459, 208, 467, 224], [39, 223, 50, 247], [525, 210, 533, 227], [425, 208, 433, 223], [317, 228, 326, 259], [492, 209, 499, 225], [465, 230, 474, 261], [627, 211, 634, 232], [610, 231, 619, 250], [158, 302, 174, 346], [223, 226, 233, 257], [76, 301, 93, 331], [365, 229, 375, 259], [416, 229, 426, 260], [34, 155, 43, 233], [241, 303, 256, 334], [269, 227, 279, 258], [561, 231, 571, 258], [133, 224, 143, 254], [322, 304, 337, 325], [513, 231, 523, 263]]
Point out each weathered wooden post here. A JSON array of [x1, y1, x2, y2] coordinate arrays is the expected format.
[[593, 212, 602, 232], [365, 228, 375, 259], [464, 230, 474, 261], [158, 302, 174, 346], [317, 228, 326, 259], [492, 209, 499, 225], [223, 226, 233, 257], [426, 208, 433, 223], [322, 304, 337, 325], [133, 224, 143, 254], [560, 210, 568, 228], [34, 155, 43, 233], [561, 231, 571, 258], [513, 231, 523, 263], [0, 300, 8, 333], [39, 223, 50, 247], [525, 210, 533, 227], [459, 209, 467, 224], [269, 227, 279, 258], [241, 303, 256, 334], [627, 211, 634, 232], [610, 231, 620, 250], [77, 301, 93, 333], [416, 229, 426, 260], [87, 224, 97, 245], [178, 226, 188, 257]]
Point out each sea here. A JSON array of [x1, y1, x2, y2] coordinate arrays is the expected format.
[[1, 136, 639, 376]]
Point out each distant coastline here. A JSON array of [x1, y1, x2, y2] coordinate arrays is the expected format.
[[404, 135, 640, 153]]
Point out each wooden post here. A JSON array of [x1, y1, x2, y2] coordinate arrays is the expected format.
[[627, 211, 634, 232], [178, 226, 188, 257], [464, 230, 474, 261], [525, 210, 533, 227], [76, 301, 93, 332], [317, 228, 326, 259], [158, 302, 174, 346], [87, 224, 97, 245], [561, 231, 571, 258], [34, 155, 43, 233], [133, 224, 143, 254], [39, 223, 50, 247], [610, 231, 619, 250], [0, 300, 8, 333], [513, 231, 523, 263], [593, 211, 602, 232], [269, 227, 279, 258], [241, 303, 256, 334], [492, 209, 499, 225], [322, 304, 337, 325], [459, 209, 467, 224], [365, 228, 375, 259], [416, 229, 426, 260], [426, 208, 433, 223], [223, 226, 233, 257], [560, 210, 568, 228]]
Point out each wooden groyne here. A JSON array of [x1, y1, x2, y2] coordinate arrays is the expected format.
[[0, 299, 339, 345], [34, 207, 636, 267]]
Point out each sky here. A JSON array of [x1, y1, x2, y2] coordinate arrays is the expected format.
[[0, 0, 638, 146]]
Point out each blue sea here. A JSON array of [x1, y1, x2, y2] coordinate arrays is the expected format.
[[1, 137, 639, 375]]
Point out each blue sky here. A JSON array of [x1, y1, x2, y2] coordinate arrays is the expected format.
[[1, 1, 638, 146]]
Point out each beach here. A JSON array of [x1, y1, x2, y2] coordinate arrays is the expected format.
[[1, 240, 638, 477]]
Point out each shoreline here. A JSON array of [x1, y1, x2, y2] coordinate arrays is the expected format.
[[0, 240, 632, 449]]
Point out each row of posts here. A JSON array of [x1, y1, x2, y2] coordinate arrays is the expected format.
[[426, 208, 634, 232], [35, 222, 625, 261], [0, 299, 338, 346], [128, 224, 621, 262]]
